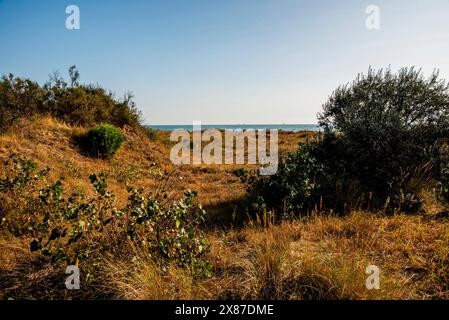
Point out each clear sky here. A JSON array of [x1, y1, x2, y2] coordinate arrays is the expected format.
[[1, 0, 449, 125]]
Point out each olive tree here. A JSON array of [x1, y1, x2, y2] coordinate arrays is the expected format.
[[318, 67, 449, 211]]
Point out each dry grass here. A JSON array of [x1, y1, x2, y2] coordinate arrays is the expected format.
[[203, 212, 449, 300], [106, 211, 449, 300], [101, 255, 200, 300]]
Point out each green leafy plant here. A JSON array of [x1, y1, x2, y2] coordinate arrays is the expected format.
[[123, 188, 211, 277], [0, 153, 49, 192], [86, 124, 125, 159], [29, 172, 118, 264], [249, 142, 330, 219], [0, 154, 50, 235]]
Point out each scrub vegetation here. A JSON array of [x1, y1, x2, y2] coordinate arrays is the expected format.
[[1, 67, 449, 300]]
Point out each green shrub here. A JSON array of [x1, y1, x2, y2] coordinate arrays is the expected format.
[[0, 154, 51, 236], [317, 67, 449, 212], [0, 67, 142, 130], [124, 188, 211, 277], [250, 142, 330, 219], [251, 67, 449, 216], [0, 74, 44, 133], [86, 124, 124, 159]]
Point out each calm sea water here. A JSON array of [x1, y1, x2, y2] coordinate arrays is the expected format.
[[145, 124, 321, 132]]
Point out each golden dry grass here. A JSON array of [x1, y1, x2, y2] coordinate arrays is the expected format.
[[100, 212, 449, 300]]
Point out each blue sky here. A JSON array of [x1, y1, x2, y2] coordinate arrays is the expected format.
[[1, 0, 449, 124]]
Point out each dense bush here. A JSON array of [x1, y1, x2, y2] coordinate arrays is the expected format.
[[318, 67, 449, 211], [252, 67, 449, 217], [0, 66, 142, 133], [0, 74, 44, 132], [250, 143, 330, 218], [86, 124, 125, 159], [0, 154, 211, 280]]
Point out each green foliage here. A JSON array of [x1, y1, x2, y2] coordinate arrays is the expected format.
[[250, 143, 330, 218], [0, 153, 49, 192], [252, 67, 449, 216], [123, 188, 211, 277], [317, 67, 449, 212], [0, 154, 51, 234], [0, 154, 211, 278], [86, 124, 125, 159], [0, 66, 142, 132], [234, 167, 249, 181], [28, 172, 119, 265], [0, 74, 44, 133]]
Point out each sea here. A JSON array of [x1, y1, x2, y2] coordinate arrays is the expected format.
[[145, 124, 321, 132]]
